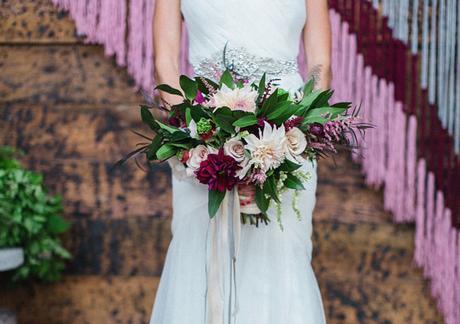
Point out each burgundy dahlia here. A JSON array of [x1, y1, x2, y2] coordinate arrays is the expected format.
[[195, 149, 241, 192]]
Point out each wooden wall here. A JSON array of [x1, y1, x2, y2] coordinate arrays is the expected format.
[[0, 1, 443, 323]]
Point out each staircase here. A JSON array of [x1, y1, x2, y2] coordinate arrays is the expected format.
[[0, 1, 443, 323]]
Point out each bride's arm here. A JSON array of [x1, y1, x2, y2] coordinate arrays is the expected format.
[[153, 0, 183, 113], [303, 0, 332, 90]]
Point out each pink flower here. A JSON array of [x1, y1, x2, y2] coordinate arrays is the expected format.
[[194, 90, 206, 105], [195, 149, 241, 192], [207, 84, 258, 112], [186, 145, 209, 176]]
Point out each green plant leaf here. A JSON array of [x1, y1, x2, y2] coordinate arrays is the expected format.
[[232, 114, 258, 128], [214, 107, 236, 133], [220, 70, 234, 88], [263, 175, 280, 203], [302, 79, 315, 96], [185, 108, 192, 126], [284, 174, 305, 190], [255, 186, 269, 212], [279, 160, 302, 172], [156, 144, 177, 160], [258, 73, 266, 97], [140, 106, 159, 131], [179, 75, 198, 101], [306, 107, 347, 119], [46, 215, 70, 234], [155, 84, 183, 97], [208, 190, 226, 218]]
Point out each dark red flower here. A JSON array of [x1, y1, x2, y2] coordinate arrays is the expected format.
[[195, 149, 241, 192], [309, 123, 325, 137], [194, 90, 205, 105], [168, 116, 181, 127], [284, 116, 305, 131]]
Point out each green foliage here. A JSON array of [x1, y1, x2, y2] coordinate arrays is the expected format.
[[0, 147, 71, 282]]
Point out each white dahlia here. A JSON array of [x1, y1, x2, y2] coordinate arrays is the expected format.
[[244, 122, 287, 172], [207, 84, 258, 112]]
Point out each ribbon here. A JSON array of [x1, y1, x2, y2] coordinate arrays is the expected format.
[[206, 188, 241, 324]]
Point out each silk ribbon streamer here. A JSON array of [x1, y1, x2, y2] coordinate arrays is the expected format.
[[206, 189, 241, 324]]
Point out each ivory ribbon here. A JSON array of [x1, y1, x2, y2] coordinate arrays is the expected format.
[[206, 188, 241, 324]]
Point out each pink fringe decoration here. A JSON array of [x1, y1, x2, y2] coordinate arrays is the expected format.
[[329, 8, 458, 323]]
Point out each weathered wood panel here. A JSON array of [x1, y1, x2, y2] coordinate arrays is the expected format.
[[0, 273, 441, 324], [321, 275, 443, 323], [1, 105, 143, 161], [0, 0, 78, 44], [62, 216, 424, 285], [0, 276, 159, 324], [26, 159, 172, 220], [65, 217, 171, 276], [0, 46, 140, 104]]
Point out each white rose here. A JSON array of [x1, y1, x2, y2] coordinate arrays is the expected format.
[[224, 138, 246, 162], [186, 145, 209, 171], [285, 127, 307, 161]]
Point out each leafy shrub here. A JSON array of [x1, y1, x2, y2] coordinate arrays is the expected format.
[[0, 147, 71, 282]]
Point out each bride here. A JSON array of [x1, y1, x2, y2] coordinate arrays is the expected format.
[[150, 0, 332, 323]]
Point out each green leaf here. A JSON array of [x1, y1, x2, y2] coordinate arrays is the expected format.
[[306, 107, 347, 119], [220, 70, 234, 88], [46, 215, 70, 234], [185, 108, 192, 126], [263, 175, 280, 203], [155, 84, 183, 97], [284, 174, 305, 190], [140, 106, 159, 131], [156, 144, 177, 160], [146, 135, 163, 160], [310, 89, 334, 108], [302, 79, 315, 96], [303, 116, 329, 124], [258, 88, 280, 116], [279, 160, 302, 172], [214, 107, 236, 133], [208, 190, 226, 218], [179, 75, 198, 101], [266, 103, 297, 123], [255, 186, 269, 212], [190, 105, 210, 121], [331, 102, 352, 109], [258, 73, 266, 97], [156, 120, 180, 134], [232, 114, 258, 128]]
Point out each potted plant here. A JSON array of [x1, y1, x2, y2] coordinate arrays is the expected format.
[[0, 147, 71, 282]]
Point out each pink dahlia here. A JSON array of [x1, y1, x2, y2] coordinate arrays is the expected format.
[[196, 149, 241, 192]]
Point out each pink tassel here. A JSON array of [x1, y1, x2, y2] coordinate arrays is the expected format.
[[414, 159, 427, 267], [405, 116, 417, 222], [424, 172, 435, 277]]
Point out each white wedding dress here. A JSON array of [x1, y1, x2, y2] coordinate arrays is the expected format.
[[150, 0, 326, 323]]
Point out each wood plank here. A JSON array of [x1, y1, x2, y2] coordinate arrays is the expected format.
[[0, 276, 159, 324], [320, 275, 443, 323], [0, 45, 141, 105], [64, 217, 171, 276], [0, 0, 78, 44], [24, 159, 172, 220], [1, 104, 145, 161], [0, 273, 441, 324], [60, 216, 421, 282]]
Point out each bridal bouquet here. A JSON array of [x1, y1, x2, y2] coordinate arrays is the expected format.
[[119, 71, 368, 225]]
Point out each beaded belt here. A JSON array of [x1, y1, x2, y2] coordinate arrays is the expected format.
[[193, 47, 299, 82]]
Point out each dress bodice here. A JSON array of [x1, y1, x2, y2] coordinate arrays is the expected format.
[[181, 0, 306, 77]]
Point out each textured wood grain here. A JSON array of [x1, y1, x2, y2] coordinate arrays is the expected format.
[[1, 104, 143, 161], [0, 46, 140, 104], [0, 272, 442, 324], [26, 159, 172, 220], [0, 276, 159, 324], [0, 0, 78, 44]]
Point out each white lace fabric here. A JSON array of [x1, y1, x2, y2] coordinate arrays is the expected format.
[[150, 1, 326, 323]]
